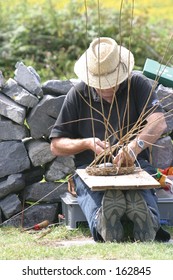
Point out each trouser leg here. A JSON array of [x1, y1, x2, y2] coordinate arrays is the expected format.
[[73, 174, 104, 241]]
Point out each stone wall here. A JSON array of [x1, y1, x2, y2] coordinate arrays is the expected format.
[[0, 62, 76, 227], [0, 63, 173, 228], [150, 84, 173, 169]]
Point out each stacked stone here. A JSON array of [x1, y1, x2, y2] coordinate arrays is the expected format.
[[151, 84, 173, 169], [0, 62, 76, 228]]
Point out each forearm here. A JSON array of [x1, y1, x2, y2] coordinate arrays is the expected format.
[[129, 112, 167, 156], [113, 112, 167, 165], [50, 137, 108, 156], [50, 137, 89, 156]]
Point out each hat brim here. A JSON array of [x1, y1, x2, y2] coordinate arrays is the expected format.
[[74, 46, 134, 89]]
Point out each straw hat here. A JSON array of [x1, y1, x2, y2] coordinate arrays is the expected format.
[[74, 37, 134, 89]]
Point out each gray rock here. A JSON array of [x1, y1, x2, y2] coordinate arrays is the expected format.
[[22, 181, 68, 203], [0, 116, 29, 140], [0, 141, 30, 178], [14, 61, 43, 97], [28, 66, 41, 83], [2, 78, 39, 108], [23, 166, 44, 186], [156, 85, 173, 134], [0, 194, 22, 219], [42, 79, 73, 96], [27, 95, 65, 139], [0, 91, 26, 124], [151, 136, 173, 169], [2, 203, 59, 227], [0, 71, 5, 88], [0, 173, 25, 199], [163, 110, 173, 134], [156, 84, 173, 112], [45, 156, 75, 181], [25, 138, 55, 166], [0, 209, 2, 224]]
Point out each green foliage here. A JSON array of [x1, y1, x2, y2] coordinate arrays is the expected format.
[[116, 5, 173, 67], [0, 0, 172, 82]]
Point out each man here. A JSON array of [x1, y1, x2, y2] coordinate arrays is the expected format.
[[50, 37, 169, 242]]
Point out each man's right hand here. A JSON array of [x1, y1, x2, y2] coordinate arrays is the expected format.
[[86, 137, 109, 155]]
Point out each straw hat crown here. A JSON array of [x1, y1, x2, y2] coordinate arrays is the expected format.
[[87, 37, 119, 76], [74, 37, 134, 89]]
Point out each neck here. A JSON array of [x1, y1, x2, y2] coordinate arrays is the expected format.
[[95, 86, 119, 103], [102, 96, 114, 103]]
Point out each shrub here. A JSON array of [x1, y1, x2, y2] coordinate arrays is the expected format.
[[0, 0, 172, 81]]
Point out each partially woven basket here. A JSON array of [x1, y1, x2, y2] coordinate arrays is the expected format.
[[86, 163, 135, 176]]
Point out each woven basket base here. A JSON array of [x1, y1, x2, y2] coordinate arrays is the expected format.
[[86, 164, 135, 176]]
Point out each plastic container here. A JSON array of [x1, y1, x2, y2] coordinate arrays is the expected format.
[[157, 197, 173, 226], [60, 192, 87, 229]]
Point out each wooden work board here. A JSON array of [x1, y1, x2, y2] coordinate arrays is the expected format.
[[76, 168, 161, 191]]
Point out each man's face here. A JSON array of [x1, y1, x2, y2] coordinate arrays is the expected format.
[[95, 86, 119, 102]]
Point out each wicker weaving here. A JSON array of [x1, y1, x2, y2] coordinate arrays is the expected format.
[[86, 163, 135, 176]]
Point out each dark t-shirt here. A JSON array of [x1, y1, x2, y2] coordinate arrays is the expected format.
[[50, 72, 163, 167]]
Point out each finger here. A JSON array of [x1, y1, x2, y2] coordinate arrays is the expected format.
[[102, 141, 110, 148], [96, 140, 109, 149], [112, 153, 123, 166], [117, 156, 123, 168]]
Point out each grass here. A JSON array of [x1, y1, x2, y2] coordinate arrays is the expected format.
[[0, 225, 173, 260]]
